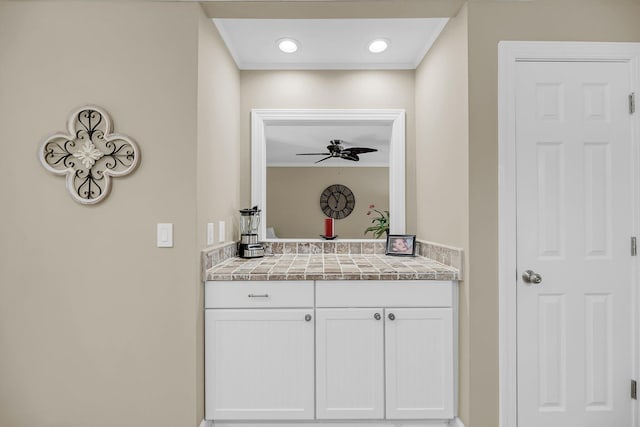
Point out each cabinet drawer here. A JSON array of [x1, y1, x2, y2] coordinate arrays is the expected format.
[[316, 280, 453, 308], [205, 281, 313, 308]]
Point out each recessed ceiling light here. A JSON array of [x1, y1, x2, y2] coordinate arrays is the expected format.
[[368, 39, 389, 54], [277, 38, 299, 53]]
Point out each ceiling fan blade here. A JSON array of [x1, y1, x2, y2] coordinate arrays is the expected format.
[[297, 140, 374, 163], [342, 147, 378, 155], [315, 156, 333, 164], [341, 153, 360, 161]]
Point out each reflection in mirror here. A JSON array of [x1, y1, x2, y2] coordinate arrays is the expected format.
[[251, 109, 405, 241], [267, 123, 390, 238]]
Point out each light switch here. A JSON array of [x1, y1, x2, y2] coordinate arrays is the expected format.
[[207, 222, 215, 246], [157, 223, 173, 248], [218, 221, 225, 243]]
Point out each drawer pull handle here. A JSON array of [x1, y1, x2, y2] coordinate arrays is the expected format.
[[388, 313, 396, 321], [305, 314, 312, 322], [248, 293, 269, 298], [374, 313, 381, 320]]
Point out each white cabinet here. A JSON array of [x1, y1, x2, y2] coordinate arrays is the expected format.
[[315, 281, 455, 421], [385, 308, 454, 419], [204, 281, 315, 421], [205, 309, 315, 420], [205, 280, 456, 424], [316, 307, 454, 421], [315, 308, 385, 419]]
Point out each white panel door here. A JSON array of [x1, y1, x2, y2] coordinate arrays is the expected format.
[[385, 308, 454, 419], [316, 308, 384, 419], [516, 61, 633, 427], [205, 309, 314, 420]]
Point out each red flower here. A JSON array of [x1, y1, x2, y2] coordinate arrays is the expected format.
[[369, 204, 375, 209]]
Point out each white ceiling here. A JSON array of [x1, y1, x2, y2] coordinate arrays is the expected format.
[[266, 122, 392, 167], [212, 18, 449, 70]]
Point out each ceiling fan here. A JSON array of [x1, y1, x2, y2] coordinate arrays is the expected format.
[[296, 139, 378, 164]]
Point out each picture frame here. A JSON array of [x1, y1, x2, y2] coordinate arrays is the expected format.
[[385, 234, 416, 256]]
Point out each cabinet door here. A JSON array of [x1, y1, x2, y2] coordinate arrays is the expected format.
[[205, 309, 314, 420], [385, 308, 454, 419], [316, 308, 384, 419]]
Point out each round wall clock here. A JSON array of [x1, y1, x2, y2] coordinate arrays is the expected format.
[[320, 184, 356, 219]]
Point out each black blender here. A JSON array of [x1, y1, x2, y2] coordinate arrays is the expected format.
[[238, 206, 265, 258]]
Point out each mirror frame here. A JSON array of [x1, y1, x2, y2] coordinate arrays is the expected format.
[[251, 108, 406, 241]]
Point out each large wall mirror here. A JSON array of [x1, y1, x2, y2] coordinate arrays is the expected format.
[[251, 109, 405, 240]]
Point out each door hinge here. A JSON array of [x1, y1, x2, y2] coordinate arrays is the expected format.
[[630, 92, 636, 114], [632, 237, 637, 256], [632, 380, 637, 400]]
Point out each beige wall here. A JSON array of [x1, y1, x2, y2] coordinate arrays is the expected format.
[[415, 3, 469, 423], [267, 167, 389, 238], [202, 0, 465, 19], [0, 2, 205, 426], [415, 5, 468, 249], [197, 9, 242, 423], [465, 1, 640, 426], [198, 10, 242, 247], [240, 70, 417, 235]]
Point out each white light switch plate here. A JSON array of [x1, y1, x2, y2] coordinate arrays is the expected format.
[[207, 223, 215, 246], [157, 223, 173, 248], [218, 221, 225, 243]]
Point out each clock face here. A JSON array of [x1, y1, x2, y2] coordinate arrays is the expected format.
[[320, 184, 355, 219]]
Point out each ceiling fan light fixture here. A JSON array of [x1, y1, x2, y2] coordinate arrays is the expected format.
[[277, 38, 299, 53], [368, 39, 389, 54]]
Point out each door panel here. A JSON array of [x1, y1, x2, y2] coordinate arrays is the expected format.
[[385, 308, 454, 419], [315, 308, 384, 419], [536, 141, 565, 258], [537, 293, 566, 411], [205, 309, 314, 420], [516, 61, 632, 427], [584, 293, 613, 410]]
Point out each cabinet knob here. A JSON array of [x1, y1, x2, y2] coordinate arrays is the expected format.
[[374, 313, 381, 320], [388, 313, 396, 321], [305, 314, 312, 322]]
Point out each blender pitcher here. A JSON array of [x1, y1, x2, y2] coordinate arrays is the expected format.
[[238, 206, 265, 258]]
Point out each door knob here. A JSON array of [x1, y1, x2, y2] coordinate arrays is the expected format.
[[374, 313, 381, 320], [388, 313, 396, 321], [522, 270, 542, 284]]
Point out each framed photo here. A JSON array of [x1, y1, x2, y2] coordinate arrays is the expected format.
[[385, 234, 416, 256]]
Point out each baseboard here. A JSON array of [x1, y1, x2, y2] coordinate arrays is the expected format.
[[199, 420, 458, 427]]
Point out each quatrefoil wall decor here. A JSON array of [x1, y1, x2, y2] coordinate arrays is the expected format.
[[39, 105, 140, 204]]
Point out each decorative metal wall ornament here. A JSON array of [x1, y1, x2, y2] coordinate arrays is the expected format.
[[39, 105, 140, 204]]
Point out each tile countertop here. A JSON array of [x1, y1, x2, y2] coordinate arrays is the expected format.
[[205, 253, 460, 281]]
